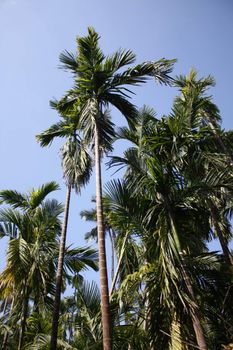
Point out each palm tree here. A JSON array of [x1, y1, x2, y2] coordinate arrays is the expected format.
[[37, 111, 93, 350], [109, 102, 233, 348], [55, 27, 175, 350], [0, 184, 98, 349], [108, 108, 210, 348], [0, 182, 61, 349], [173, 70, 233, 265]]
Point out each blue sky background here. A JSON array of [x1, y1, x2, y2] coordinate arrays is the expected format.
[[0, 0, 233, 287]]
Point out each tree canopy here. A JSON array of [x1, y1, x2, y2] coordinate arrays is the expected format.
[[0, 28, 232, 350]]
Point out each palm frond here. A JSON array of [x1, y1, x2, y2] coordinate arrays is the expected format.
[[61, 140, 92, 192], [36, 121, 76, 147], [77, 27, 105, 70], [59, 50, 79, 73], [29, 182, 60, 210], [63, 246, 98, 273], [0, 190, 28, 210], [104, 49, 136, 72]]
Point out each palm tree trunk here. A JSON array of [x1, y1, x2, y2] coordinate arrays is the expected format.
[[109, 228, 115, 282], [170, 316, 183, 350], [143, 291, 151, 331], [110, 230, 129, 297], [50, 185, 72, 350], [181, 264, 208, 350], [210, 204, 233, 265], [18, 289, 29, 350], [164, 195, 208, 350], [95, 123, 112, 350]]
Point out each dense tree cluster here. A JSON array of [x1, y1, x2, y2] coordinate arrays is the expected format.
[[0, 28, 232, 350]]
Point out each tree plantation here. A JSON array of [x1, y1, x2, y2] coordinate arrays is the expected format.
[[0, 27, 233, 350]]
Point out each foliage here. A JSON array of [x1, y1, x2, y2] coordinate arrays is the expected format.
[[1, 29, 233, 350]]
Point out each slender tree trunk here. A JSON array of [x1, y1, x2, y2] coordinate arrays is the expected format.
[[18, 290, 29, 350], [144, 291, 151, 331], [210, 204, 233, 265], [170, 316, 183, 350], [109, 228, 115, 282], [143, 259, 154, 349], [181, 265, 207, 350], [50, 185, 71, 350], [94, 123, 112, 350], [163, 195, 208, 350], [110, 230, 129, 297]]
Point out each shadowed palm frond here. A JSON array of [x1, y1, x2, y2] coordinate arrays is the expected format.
[[63, 246, 98, 274], [36, 121, 77, 147], [0, 190, 28, 210], [59, 50, 79, 73]]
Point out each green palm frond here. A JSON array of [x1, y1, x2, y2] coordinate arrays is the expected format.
[[7, 238, 32, 282], [84, 227, 98, 242], [36, 121, 76, 147], [59, 50, 79, 73], [104, 49, 136, 72], [61, 140, 92, 192], [24, 333, 75, 349], [80, 103, 115, 153], [80, 209, 98, 241], [125, 58, 176, 85], [29, 182, 60, 209], [0, 208, 26, 230], [80, 208, 96, 222], [0, 190, 28, 210], [174, 69, 215, 91], [0, 221, 18, 239], [77, 281, 101, 315], [102, 92, 138, 129], [63, 246, 98, 274], [77, 27, 105, 70], [41, 199, 64, 221]]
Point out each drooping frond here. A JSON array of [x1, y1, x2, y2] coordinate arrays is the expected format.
[[0, 190, 28, 210], [36, 121, 76, 147], [61, 140, 92, 192], [102, 92, 138, 129], [59, 50, 79, 73], [125, 58, 176, 85], [63, 246, 98, 274]]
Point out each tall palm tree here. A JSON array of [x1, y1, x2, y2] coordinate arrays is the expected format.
[[37, 111, 93, 350], [55, 27, 175, 350], [173, 70, 233, 265], [0, 183, 98, 350], [0, 182, 62, 350], [109, 109, 212, 348], [109, 103, 233, 348]]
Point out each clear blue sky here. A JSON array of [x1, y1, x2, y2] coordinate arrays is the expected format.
[[0, 0, 233, 285]]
